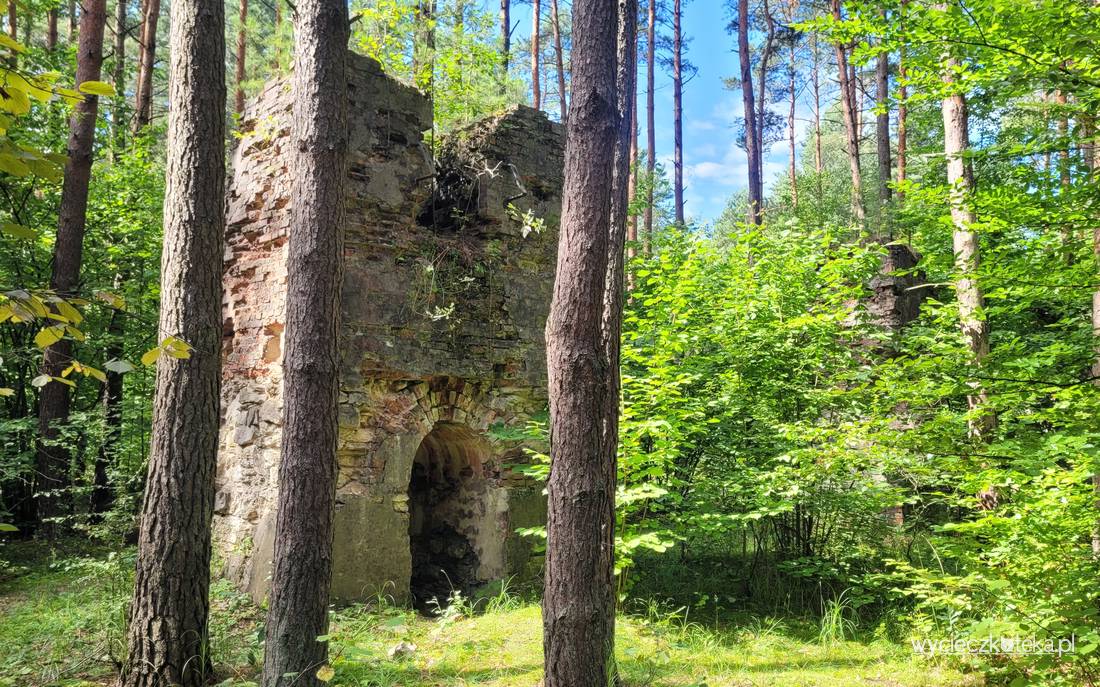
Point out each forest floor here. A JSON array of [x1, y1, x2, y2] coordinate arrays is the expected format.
[[0, 544, 982, 687]]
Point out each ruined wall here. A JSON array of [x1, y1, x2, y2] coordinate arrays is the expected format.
[[214, 54, 561, 604]]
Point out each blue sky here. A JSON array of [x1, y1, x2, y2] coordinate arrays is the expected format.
[[500, 0, 815, 228]]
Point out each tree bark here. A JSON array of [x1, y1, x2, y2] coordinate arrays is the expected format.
[[47, 9, 58, 48], [941, 43, 993, 441], [532, 0, 540, 110], [672, 0, 683, 224], [551, 0, 567, 122], [92, 295, 123, 517], [738, 0, 761, 224], [627, 66, 638, 264], [118, 0, 224, 681], [500, 0, 509, 75], [8, 1, 16, 41], [35, 0, 107, 540], [830, 0, 864, 224], [261, 0, 348, 684], [811, 31, 822, 202], [132, 0, 160, 134], [787, 36, 797, 208], [112, 0, 126, 151], [69, 0, 77, 41], [897, 46, 907, 198], [643, 0, 655, 247], [875, 43, 891, 205], [542, 0, 618, 682], [757, 0, 775, 164], [236, 0, 247, 114]]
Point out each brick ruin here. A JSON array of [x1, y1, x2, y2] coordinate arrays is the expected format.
[[213, 54, 562, 606]]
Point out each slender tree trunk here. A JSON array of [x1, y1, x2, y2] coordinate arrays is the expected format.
[[119, 0, 225, 681], [551, 0, 567, 122], [738, 0, 761, 224], [941, 43, 993, 441], [897, 47, 907, 198], [500, 0, 509, 75], [47, 9, 58, 48], [811, 31, 822, 203], [132, 0, 160, 134], [112, 0, 126, 151], [875, 43, 891, 206], [627, 72, 638, 265], [1087, 121, 1100, 554], [261, 0, 348, 683], [236, 0, 247, 114], [830, 0, 864, 224], [1055, 89, 1074, 263], [643, 0, 655, 248], [8, 1, 16, 41], [272, 0, 282, 69], [69, 0, 77, 40], [22, 4, 30, 44], [672, 0, 683, 224], [35, 0, 108, 540], [542, 0, 618, 682], [757, 0, 775, 162], [92, 293, 124, 517], [531, 0, 540, 109], [787, 38, 797, 208]]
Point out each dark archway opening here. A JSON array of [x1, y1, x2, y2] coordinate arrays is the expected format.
[[408, 422, 487, 611]]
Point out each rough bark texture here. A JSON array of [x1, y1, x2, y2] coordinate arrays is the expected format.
[[875, 46, 891, 205], [608, 0, 636, 354], [551, 0, 567, 122], [542, 0, 618, 682], [757, 0, 774, 162], [118, 0, 225, 681], [35, 0, 107, 539], [672, 0, 683, 224], [532, 0, 540, 110], [112, 0, 126, 150], [236, 0, 247, 114], [738, 0, 761, 224], [260, 0, 348, 682], [941, 52, 993, 441], [8, 1, 16, 41], [500, 0, 509, 74], [643, 0, 655, 247], [787, 38, 797, 208], [132, 0, 160, 133], [1088, 122, 1100, 554], [831, 0, 864, 224], [47, 9, 58, 48], [897, 45, 907, 197], [811, 32, 822, 202], [69, 0, 77, 40]]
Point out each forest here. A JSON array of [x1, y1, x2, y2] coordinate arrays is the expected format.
[[1, 0, 1099, 686]]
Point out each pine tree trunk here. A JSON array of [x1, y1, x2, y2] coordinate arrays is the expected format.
[[811, 32, 822, 202], [35, 0, 107, 540], [47, 9, 58, 48], [500, 0, 510, 76], [236, 0, 247, 114], [941, 46, 993, 441], [758, 0, 774, 163], [261, 0, 348, 683], [92, 299, 123, 517], [551, 0, 567, 121], [118, 0, 225, 680], [627, 71, 638, 265], [875, 46, 891, 206], [897, 46, 907, 198], [738, 0, 761, 224], [831, 0, 864, 224], [132, 0, 160, 133], [787, 39, 797, 208], [531, 0, 540, 110], [543, 0, 618, 682], [112, 0, 126, 151], [643, 0, 655, 248], [8, 1, 16, 41], [672, 0, 683, 224], [68, 0, 77, 41]]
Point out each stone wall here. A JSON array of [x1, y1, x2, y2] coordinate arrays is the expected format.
[[214, 54, 561, 605]]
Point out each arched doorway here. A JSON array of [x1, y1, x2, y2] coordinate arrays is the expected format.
[[408, 421, 489, 609]]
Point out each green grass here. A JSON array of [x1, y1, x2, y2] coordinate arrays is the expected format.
[[0, 546, 981, 687]]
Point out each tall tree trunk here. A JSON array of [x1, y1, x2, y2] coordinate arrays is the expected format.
[[738, 0, 761, 224], [551, 0, 567, 121], [500, 0, 509, 75], [22, 4, 30, 44], [531, 0, 540, 110], [643, 0, 655, 248], [672, 0, 683, 224], [897, 46, 907, 199], [542, 0, 618, 682], [875, 43, 891, 206], [119, 0, 225, 680], [8, 1, 16, 41], [811, 31, 822, 203], [757, 0, 775, 163], [1055, 89, 1074, 263], [47, 9, 58, 48], [261, 0, 348, 683], [236, 0, 247, 114], [941, 41, 993, 441], [787, 37, 797, 208], [627, 69, 638, 264], [1087, 121, 1100, 554], [35, 0, 107, 540], [112, 0, 126, 151], [830, 0, 864, 224], [272, 0, 282, 69], [92, 295, 123, 517], [69, 0, 77, 41], [132, 0, 160, 134]]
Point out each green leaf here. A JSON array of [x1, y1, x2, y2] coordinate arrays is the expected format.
[[1, 222, 35, 239], [77, 80, 116, 97]]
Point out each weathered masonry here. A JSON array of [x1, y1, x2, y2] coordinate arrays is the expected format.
[[213, 54, 561, 606]]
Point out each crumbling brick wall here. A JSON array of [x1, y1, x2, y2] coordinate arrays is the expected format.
[[214, 54, 560, 604]]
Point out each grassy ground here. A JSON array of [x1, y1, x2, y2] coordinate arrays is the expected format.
[[0, 545, 981, 687]]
